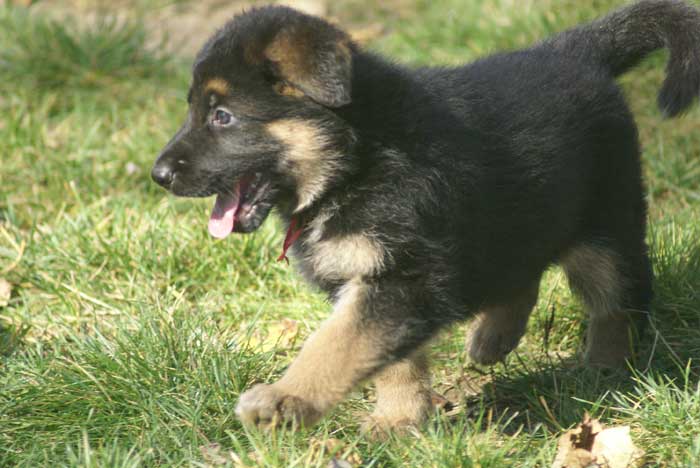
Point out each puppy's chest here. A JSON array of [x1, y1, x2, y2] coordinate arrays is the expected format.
[[291, 215, 386, 288]]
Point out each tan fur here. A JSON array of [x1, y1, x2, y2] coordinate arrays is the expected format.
[[266, 119, 342, 211], [585, 314, 635, 367], [335, 40, 352, 62], [275, 279, 380, 406], [561, 244, 632, 367], [466, 281, 539, 365], [273, 81, 306, 98], [561, 244, 625, 317], [305, 233, 385, 281], [366, 351, 432, 431], [264, 31, 352, 102], [236, 278, 385, 426], [305, 206, 334, 244], [265, 31, 313, 89], [203, 77, 230, 96]]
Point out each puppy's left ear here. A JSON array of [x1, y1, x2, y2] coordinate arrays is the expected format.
[[263, 19, 354, 107]]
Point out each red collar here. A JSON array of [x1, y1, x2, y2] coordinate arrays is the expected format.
[[277, 215, 304, 264]]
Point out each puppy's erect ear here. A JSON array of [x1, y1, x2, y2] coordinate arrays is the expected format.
[[263, 19, 354, 107]]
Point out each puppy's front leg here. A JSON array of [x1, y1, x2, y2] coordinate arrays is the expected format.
[[235, 278, 437, 428]]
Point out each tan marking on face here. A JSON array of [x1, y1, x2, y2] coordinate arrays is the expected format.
[[266, 118, 342, 211], [203, 77, 230, 96], [274, 278, 383, 412], [307, 233, 385, 281], [273, 81, 306, 98]]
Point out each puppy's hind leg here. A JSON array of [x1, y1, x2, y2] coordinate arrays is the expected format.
[[561, 243, 652, 368], [363, 350, 433, 434], [466, 279, 541, 365]]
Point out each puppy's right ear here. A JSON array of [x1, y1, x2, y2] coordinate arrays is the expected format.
[[249, 12, 355, 107]]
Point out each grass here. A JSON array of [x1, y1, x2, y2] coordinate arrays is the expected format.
[[1, 0, 700, 466]]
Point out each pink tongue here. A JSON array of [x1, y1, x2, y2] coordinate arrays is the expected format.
[[208, 193, 240, 239]]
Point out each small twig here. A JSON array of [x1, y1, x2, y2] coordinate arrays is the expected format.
[[644, 327, 659, 373], [646, 316, 695, 376], [543, 304, 556, 353], [538, 395, 561, 430], [541, 271, 563, 355], [0, 227, 26, 274]]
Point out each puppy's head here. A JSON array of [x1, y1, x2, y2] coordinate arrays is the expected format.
[[152, 6, 356, 238]]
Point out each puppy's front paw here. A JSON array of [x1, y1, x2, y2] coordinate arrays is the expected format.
[[235, 384, 321, 429]]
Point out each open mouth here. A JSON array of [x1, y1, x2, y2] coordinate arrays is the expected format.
[[208, 173, 272, 239]]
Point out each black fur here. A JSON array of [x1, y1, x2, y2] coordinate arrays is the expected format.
[[152, 0, 700, 422], [550, 0, 700, 116]]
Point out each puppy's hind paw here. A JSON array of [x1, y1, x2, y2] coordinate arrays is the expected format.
[[360, 415, 421, 439]]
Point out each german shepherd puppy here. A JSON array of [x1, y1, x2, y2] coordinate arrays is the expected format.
[[152, 1, 700, 430]]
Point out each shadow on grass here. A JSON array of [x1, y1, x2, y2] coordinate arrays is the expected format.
[[448, 222, 700, 436], [453, 359, 637, 436], [0, 321, 28, 358]]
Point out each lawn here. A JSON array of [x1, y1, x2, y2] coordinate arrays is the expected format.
[[1, 0, 700, 466]]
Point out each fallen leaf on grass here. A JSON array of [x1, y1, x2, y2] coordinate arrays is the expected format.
[[0, 278, 12, 307], [199, 443, 229, 466], [308, 437, 362, 467], [431, 390, 458, 416], [248, 318, 300, 352], [327, 459, 353, 468], [202, 444, 262, 468], [551, 414, 644, 468]]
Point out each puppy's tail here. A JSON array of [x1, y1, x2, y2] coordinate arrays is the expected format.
[[551, 0, 700, 117]]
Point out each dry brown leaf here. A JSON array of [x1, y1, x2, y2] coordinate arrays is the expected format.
[[199, 443, 228, 466], [310, 437, 344, 456], [431, 390, 457, 414], [248, 318, 300, 351], [551, 414, 644, 468], [308, 437, 362, 467], [229, 450, 261, 468], [329, 452, 362, 468], [0, 278, 12, 307], [327, 459, 353, 468]]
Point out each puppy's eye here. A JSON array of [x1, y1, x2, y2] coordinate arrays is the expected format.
[[212, 108, 235, 127]]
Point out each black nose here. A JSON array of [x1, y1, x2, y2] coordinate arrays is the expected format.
[[151, 163, 175, 189]]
